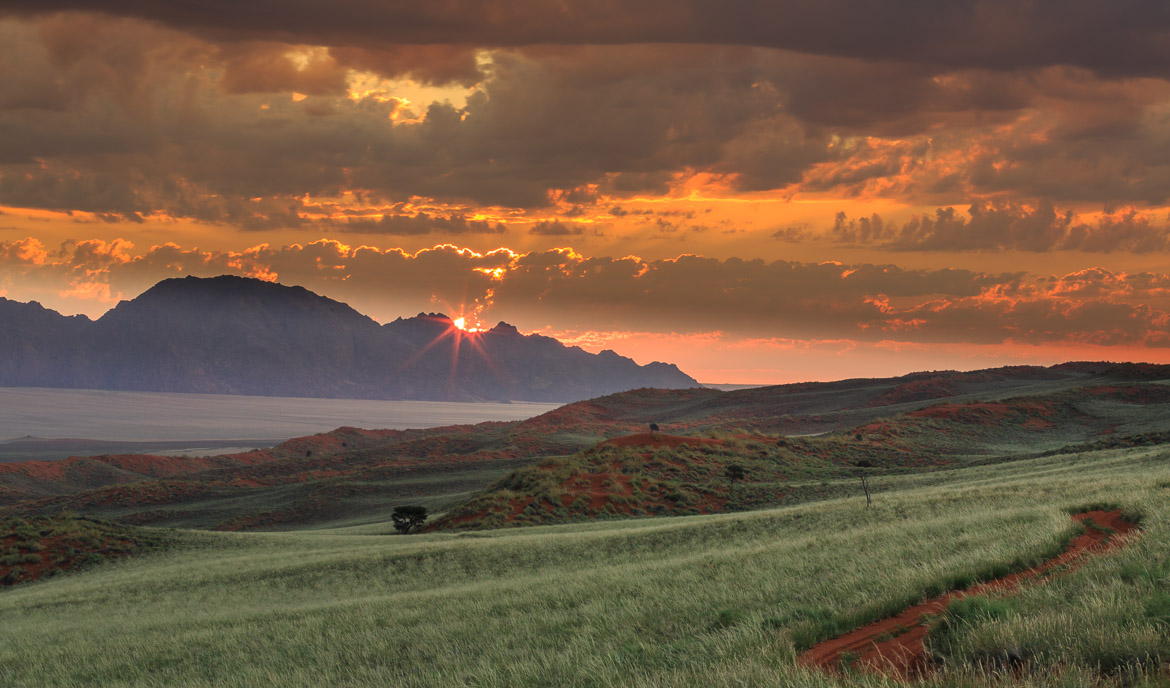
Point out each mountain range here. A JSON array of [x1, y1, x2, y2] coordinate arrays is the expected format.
[[0, 275, 698, 402]]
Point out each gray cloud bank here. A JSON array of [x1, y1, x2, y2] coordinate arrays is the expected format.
[[7, 1, 1170, 77], [792, 201, 1170, 253], [1, 7, 1170, 258], [3, 237, 1168, 348]]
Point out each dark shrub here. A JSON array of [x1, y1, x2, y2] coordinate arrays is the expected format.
[[392, 505, 428, 534]]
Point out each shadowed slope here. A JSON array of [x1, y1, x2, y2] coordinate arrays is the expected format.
[[1, 363, 1169, 531], [432, 381, 1170, 530]]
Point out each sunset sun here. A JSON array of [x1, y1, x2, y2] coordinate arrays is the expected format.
[[452, 316, 483, 333]]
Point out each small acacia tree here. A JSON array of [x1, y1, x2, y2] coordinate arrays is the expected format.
[[724, 464, 746, 486], [392, 505, 428, 534], [855, 460, 873, 508]]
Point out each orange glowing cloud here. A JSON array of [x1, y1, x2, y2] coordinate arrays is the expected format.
[[4, 235, 1167, 351], [5, 7, 1170, 383]]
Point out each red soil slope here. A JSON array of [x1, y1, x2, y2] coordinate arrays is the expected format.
[[0, 515, 167, 586], [432, 434, 744, 530], [0, 426, 408, 506], [798, 510, 1137, 680], [598, 433, 724, 449]]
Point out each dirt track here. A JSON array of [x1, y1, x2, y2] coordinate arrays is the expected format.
[[797, 509, 1137, 680]]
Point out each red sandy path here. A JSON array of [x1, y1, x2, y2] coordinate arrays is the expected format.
[[798, 510, 1137, 680]]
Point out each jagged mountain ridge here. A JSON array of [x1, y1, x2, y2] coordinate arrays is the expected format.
[[0, 276, 699, 402]]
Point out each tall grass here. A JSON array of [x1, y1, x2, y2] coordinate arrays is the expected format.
[[927, 494, 1169, 682], [0, 445, 1165, 686]]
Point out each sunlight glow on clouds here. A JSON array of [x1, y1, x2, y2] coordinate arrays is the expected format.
[[3, 236, 1170, 381], [3, 3, 1170, 381]]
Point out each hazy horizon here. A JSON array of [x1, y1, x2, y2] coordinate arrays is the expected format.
[[0, 387, 561, 443]]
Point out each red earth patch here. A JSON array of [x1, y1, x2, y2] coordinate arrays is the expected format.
[[0, 515, 168, 586], [599, 433, 723, 449], [907, 400, 1057, 425]]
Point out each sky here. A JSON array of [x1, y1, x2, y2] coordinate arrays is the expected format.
[[2, 2, 1170, 383]]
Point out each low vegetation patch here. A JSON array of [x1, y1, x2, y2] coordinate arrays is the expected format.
[[0, 514, 169, 587], [431, 430, 946, 530]]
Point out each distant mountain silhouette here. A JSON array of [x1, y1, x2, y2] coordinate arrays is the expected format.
[[0, 276, 699, 402]]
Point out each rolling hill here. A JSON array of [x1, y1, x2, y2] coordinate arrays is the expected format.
[[1, 361, 1168, 532], [0, 362, 1168, 686], [0, 428, 1165, 687], [432, 380, 1170, 530]]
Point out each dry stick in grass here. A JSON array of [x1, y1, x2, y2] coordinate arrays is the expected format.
[[856, 460, 874, 508]]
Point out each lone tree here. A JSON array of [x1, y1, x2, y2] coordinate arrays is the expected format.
[[855, 460, 874, 508], [725, 464, 746, 486], [392, 505, 428, 534], [649, 422, 660, 437]]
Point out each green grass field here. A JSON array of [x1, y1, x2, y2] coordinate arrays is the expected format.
[[0, 442, 1166, 686]]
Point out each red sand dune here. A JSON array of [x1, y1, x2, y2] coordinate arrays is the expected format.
[[798, 510, 1137, 680], [865, 378, 960, 408], [0, 450, 273, 484], [907, 399, 1057, 424], [560, 470, 636, 511], [0, 426, 407, 505], [0, 528, 145, 586], [599, 433, 723, 449]]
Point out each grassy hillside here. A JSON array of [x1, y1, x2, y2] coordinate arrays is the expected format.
[[0, 443, 1165, 686], [4, 365, 1169, 532], [429, 431, 938, 530], [0, 424, 568, 530], [433, 383, 1170, 530]]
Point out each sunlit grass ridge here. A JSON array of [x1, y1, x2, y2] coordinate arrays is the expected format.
[[0, 445, 1165, 686]]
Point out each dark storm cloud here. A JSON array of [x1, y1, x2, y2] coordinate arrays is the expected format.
[[337, 212, 506, 235], [0, 19, 837, 216], [483, 250, 1026, 338], [826, 201, 1170, 253], [781, 63, 1170, 205], [5, 237, 1169, 347], [483, 253, 1170, 347], [3, 11, 1170, 233], [528, 221, 585, 236], [6, 1, 1170, 78]]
